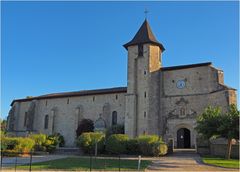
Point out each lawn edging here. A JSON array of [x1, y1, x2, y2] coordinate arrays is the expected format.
[[201, 156, 239, 169]]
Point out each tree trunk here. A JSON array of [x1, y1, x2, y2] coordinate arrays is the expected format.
[[225, 138, 232, 159]]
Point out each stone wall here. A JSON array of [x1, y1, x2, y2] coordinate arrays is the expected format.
[[11, 92, 126, 147], [160, 65, 236, 148], [197, 138, 239, 159]]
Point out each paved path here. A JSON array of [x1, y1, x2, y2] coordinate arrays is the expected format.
[[146, 149, 238, 172], [1, 154, 69, 167]]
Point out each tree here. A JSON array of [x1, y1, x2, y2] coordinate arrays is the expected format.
[[196, 105, 239, 159], [1, 119, 7, 133], [76, 119, 94, 138], [217, 104, 239, 159]]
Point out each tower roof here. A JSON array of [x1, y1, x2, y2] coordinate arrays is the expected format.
[[123, 19, 165, 51]]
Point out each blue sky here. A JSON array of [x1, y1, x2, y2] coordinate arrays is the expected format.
[[1, 1, 239, 119]]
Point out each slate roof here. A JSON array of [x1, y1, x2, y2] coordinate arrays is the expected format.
[[123, 19, 165, 51], [161, 62, 212, 71], [11, 87, 127, 105]]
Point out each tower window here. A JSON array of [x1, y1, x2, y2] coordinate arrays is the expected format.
[[93, 96, 95, 101], [144, 92, 147, 98], [45, 100, 48, 106], [144, 111, 146, 118], [138, 44, 143, 56], [115, 95, 118, 100], [144, 70, 147, 75], [24, 112, 28, 127], [67, 98, 70, 104], [112, 111, 117, 125], [44, 115, 49, 129]]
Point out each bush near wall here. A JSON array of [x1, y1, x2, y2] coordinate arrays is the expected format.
[[1, 133, 65, 155], [127, 135, 168, 156], [76, 132, 105, 154], [1, 137, 35, 154], [105, 134, 129, 154], [137, 135, 160, 156], [126, 138, 140, 155], [30, 134, 47, 151]]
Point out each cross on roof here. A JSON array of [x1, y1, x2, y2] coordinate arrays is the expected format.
[[144, 8, 149, 19]]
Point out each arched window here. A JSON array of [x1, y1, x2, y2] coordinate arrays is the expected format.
[[44, 115, 49, 129], [24, 112, 28, 127], [112, 111, 117, 126]]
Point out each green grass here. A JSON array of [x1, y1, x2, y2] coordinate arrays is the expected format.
[[16, 157, 151, 171], [202, 156, 239, 169]]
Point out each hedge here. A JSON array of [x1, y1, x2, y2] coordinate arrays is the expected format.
[[138, 135, 161, 156], [105, 134, 129, 154], [126, 135, 168, 156], [1, 137, 35, 154], [76, 132, 105, 154], [126, 138, 140, 155], [30, 134, 47, 151], [1, 133, 65, 155]]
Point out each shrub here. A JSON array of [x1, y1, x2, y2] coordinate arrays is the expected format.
[[76, 119, 94, 138], [152, 141, 168, 156], [29, 134, 47, 151], [106, 125, 124, 138], [76, 132, 105, 154], [55, 133, 65, 147], [106, 134, 129, 154], [44, 135, 59, 153], [14, 138, 35, 153], [126, 138, 140, 155], [1, 137, 18, 151], [1, 137, 35, 154], [137, 135, 160, 156]]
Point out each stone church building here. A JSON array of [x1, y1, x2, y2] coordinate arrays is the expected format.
[[7, 20, 237, 148]]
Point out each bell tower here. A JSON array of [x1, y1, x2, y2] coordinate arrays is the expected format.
[[124, 19, 165, 137]]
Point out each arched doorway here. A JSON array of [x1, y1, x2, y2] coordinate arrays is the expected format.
[[177, 128, 191, 148]]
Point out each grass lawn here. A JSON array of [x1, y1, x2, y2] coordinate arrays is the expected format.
[[16, 157, 152, 171], [202, 156, 239, 169]]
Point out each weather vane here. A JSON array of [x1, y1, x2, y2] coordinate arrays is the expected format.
[[144, 8, 149, 19]]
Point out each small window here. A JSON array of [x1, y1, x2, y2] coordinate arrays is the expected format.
[[45, 100, 48, 106], [44, 115, 49, 129], [144, 92, 147, 98], [144, 111, 146, 118], [24, 112, 28, 127], [93, 96, 95, 101], [67, 98, 70, 104], [115, 95, 118, 100], [112, 111, 117, 125], [138, 44, 143, 56], [144, 71, 147, 75]]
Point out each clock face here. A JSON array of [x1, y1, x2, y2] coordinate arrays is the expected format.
[[176, 80, 186, 89]]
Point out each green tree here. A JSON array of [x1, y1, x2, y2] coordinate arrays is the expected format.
[[217, 104, 239, 159], [76, 119, 94, 138], [1, 119, 7, 133], [196, 105, 239, 159]]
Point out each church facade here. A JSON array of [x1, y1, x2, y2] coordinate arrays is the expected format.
[[7, 20, 237, 148]]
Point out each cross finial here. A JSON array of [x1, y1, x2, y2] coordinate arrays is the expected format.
[[144, 8, 149, 19]]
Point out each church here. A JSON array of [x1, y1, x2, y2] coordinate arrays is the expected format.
[[7, 19, 237, 148]]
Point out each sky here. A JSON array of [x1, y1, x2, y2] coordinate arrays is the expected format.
[[1, 1, 239, 119]]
